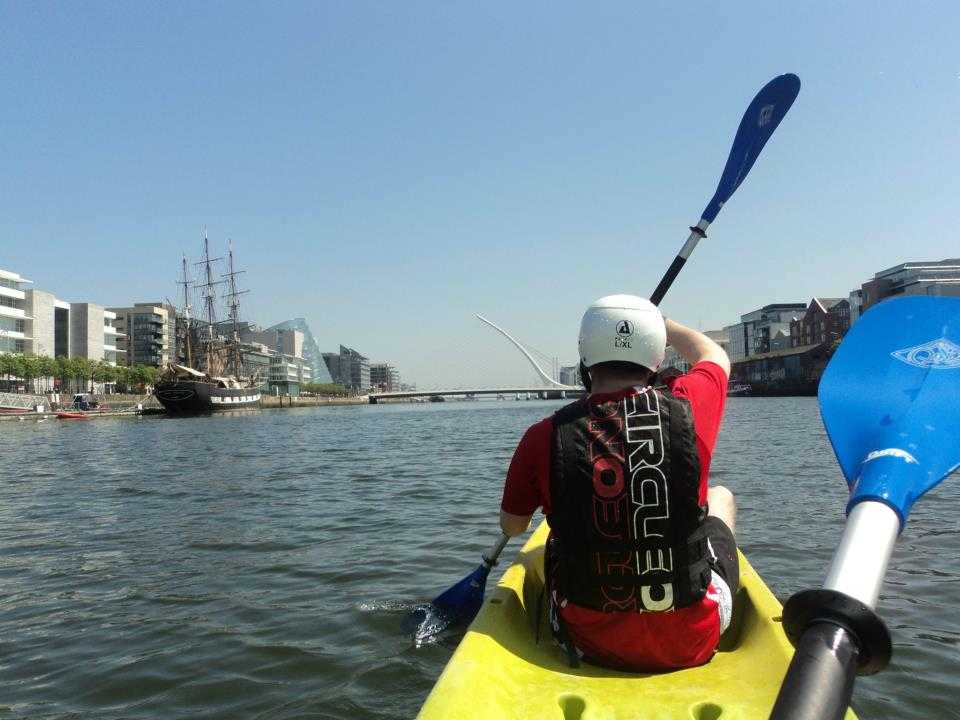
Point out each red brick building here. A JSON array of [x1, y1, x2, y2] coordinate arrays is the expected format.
[[790, 298, 851, 348]]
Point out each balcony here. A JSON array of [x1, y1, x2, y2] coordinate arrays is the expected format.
[[0, 305, 28, 320], [0, 286, 26, 301]]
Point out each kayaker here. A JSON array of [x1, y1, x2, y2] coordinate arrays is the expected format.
[[498, 294, 735, 670]]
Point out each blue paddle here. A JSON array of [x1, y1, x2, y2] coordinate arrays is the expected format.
[[650, 73, 800, 304], [403, 534, 509, 644], [770, 296, 960, 720]]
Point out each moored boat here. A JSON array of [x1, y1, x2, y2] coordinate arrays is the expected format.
[[154, 364, 261, 414], [417, 520, 856, 719], [154, 234, 261, 415]]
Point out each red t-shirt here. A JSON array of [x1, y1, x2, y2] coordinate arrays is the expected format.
[[500, 361, 728, 670]]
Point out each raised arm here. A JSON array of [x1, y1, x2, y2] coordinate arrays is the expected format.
[[666, 319, 731, 376]]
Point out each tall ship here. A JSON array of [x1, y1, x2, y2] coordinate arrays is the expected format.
[[154, 234, 262, 414]]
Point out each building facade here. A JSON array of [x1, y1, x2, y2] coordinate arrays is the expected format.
[[322, 352, 342, 385], [730, 342, 830, 396], [558, 365, 581, 386], [3, 268, 126, 365], [725, 304, 806, 361], [859, 258, 960, 313], [267, 318, 333, 383], [789, 298, 850, 348], [0, 268, 33, 355], [662, 329, 729, 373], [109, 303, 176, 367], [370, 362, 401, 392], [337, 345, 370, 392]]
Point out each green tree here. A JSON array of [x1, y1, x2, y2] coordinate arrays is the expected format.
[[302, 382, 349, 397], [13, 355, 38, 392], [92, 360, 117, 389], [0, 353, 14, 385], [70, 357, 94, 393], [142, 366, 158, 387], [38, 356, 58, 392]]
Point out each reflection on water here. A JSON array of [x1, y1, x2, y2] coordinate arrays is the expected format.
[[0, 399, 957, 719]]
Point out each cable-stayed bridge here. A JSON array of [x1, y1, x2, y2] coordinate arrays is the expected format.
[[368, 314, 584, 404]]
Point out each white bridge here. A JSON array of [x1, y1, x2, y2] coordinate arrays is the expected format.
[[368, 314, 584, 404]]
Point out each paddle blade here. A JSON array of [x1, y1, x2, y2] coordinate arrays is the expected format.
[[819, 296, 960, 524], [701, 73, 800, 223], [404, 562, 492, 643]]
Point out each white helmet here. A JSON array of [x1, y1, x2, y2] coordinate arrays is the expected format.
[[578, 294, 666, 371]]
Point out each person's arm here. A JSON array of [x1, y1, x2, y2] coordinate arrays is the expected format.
[[665, 319, 731, 376], [499, 510, 532, 537], [499, 419, 549, 537]]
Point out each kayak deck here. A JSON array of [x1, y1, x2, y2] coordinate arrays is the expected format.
[[418, 520, 856, 719]]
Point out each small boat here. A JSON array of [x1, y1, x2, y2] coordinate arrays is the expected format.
[[416, 520, 857, 719], [728, 382, 752, 396], [56, 412, 90, 420]]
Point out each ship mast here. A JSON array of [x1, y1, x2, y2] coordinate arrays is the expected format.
[[177, 254, 194, 368], [222, 239, 249, 378], [194, 228, 223, 374]]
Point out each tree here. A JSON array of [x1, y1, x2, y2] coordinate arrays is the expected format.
[[0, 353, 14, 386], [38, 356, 58, 392], [69, 357, 94, 393], [302, 382, 349, 397]]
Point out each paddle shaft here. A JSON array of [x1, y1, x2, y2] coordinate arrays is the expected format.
[[770, 501, 900, 720], [649, 220, 710, 306], [483, 533, 510, 567]]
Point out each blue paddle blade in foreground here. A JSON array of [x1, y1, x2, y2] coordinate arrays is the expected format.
[[701, 73, 801, 223], [819, 295, 960, 524]]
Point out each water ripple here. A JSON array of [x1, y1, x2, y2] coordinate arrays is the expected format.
[[1, 399, 957, 719]]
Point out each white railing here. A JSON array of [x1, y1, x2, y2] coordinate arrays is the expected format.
[[0, 391, 46, 410]]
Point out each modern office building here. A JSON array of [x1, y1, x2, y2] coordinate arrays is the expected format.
[[558, 365, 581, 386], [322, 352, 341, 384], [269, 354, 312, 395], [239, 341, 312, 396], [370, 362, 401, 392], [268, 318, 333, 383], [336, 345, 370, 392], [237, 323, 304, 360], [0, 268, 33, 355], [23, 289, 71, 358], [109, 303, 176, 367], [725, 303, 806, 361], [3, 267, 127, 365], [858, 258, 960, 312]]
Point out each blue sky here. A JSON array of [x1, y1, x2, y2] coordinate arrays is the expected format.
[[2, 2, 958, 386]]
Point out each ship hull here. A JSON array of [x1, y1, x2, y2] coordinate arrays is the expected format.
[[154, 380, 261, 415]]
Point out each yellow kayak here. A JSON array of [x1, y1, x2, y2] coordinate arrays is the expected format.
[[418, 520, 857, 719]]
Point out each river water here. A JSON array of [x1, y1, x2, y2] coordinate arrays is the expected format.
[[0, 399, 957, 719]]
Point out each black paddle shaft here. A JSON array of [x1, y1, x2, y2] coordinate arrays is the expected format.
[[650, 255, 687, 306], [769, 622, 859, 720]]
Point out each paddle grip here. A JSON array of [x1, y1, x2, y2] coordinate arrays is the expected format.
[[482, 534, 509, 568], [768, 622, 858, 720], [650, 255, 687, 306], [650, 222, 707, 306]]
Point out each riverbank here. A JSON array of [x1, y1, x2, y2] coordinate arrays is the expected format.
[[260, 394, 368, 408], [0, 394, 372, 421]]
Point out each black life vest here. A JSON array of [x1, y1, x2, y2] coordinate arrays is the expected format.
[[547, 387, 710, 613]]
